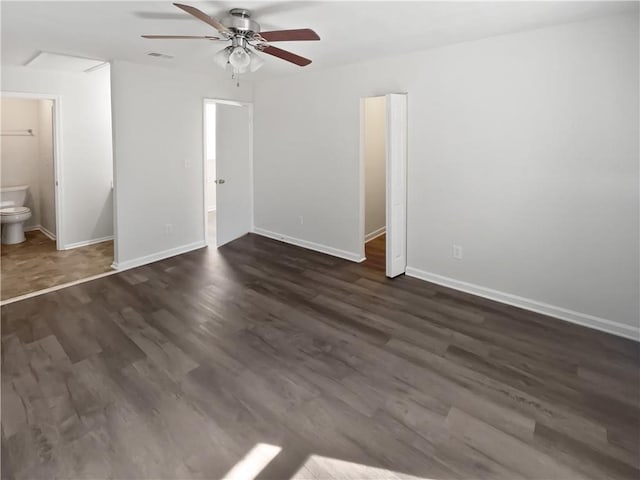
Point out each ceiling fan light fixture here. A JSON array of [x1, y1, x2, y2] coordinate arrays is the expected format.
[[143, 3, 319, 85], [213, 46, 232, 68], [228, 46, 251, 70], [248, 51, 265, 72]]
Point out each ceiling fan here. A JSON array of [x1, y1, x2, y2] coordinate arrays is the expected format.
[[142, 3, 320, 82]]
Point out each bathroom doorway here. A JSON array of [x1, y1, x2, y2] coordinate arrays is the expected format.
[[203, 98, 253, 248], [1, 70, 115, 302], [1, 95, 60, 247]]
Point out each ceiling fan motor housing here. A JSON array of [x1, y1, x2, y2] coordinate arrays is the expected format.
[[224, 8, 260, 35]]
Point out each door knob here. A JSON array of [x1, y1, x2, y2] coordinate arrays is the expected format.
[[214, 179, 225, 184]]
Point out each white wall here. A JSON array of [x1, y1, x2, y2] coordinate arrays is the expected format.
[[1, 98, 41, 228], [37, 99, 56, 236], [110, 61, 251, 267], [253, 14, 639, 338], [1, 65, 114, 247], [363, 96, 386, 239]]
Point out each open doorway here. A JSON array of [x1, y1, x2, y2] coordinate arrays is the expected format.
[[1, 84, 115, 302], [1, 97, 59, 244], [203, 98, 253, 248], [362, 96, 387, 271], [360, 93, 408, 278], [204, 101, 217, 245]]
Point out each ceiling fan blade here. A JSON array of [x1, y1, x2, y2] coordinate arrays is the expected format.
[[173, 3, 232, 35], [258, 28, 320, 42], [259, 45, 312, 66], [142, 35, 221, 40]]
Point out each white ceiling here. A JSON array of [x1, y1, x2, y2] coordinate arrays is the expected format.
[[1, 1, 637, 79]]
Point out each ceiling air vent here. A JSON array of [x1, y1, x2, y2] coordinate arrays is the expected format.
[[147, 52, 174, 59]]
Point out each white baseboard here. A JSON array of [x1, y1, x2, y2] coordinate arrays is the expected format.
[[405, 267, 639, 341], [64, 235, 113, 250], [365, 227, 386, 243], [24, 225, 57, 240], [253, 227, 365, 263], [207, 206, 217, 212], [39, 226, 56, 241], [112, 240, 206, 271]]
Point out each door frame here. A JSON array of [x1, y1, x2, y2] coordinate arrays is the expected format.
[[202, 98, 254, 246], [359, 93, 408, 277], [1, 91, 64, 250]]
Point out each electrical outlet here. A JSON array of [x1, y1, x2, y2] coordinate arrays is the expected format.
[[164, 224, 173, 235], [184, 159, 191, 169], [452, 244, 463, 260], [299, 215, 304, 225]]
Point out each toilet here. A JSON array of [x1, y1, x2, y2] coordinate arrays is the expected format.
[[0, 185, 32, 244]]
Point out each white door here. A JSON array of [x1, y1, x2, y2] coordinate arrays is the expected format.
[[216, 103, 252, 247], [385, 93, 408, 278]]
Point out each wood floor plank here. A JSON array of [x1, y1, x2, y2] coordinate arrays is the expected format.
[[445, 407, 584, 479]]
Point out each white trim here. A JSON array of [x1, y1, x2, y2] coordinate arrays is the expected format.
[[365, 226, 386, 243], [39, 225, 56, 240], [405, 267, 640, 341], [358, 97, 369, 261], [202, 99, 210, 246], [24, 225, 56, 240], [52, 97, 63, 251], [253, 227, 365, 263], [1, 91, 64, 250], [63, 235, 113, 250], [248, 105, 255, 235], [207, 205, 217, 212], [111, 240, 206, 271], [111, 64, 120, 268], [0, 269, 117, 306]]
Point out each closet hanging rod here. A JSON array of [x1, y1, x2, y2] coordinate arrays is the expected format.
[[1, 129, 34, 136]]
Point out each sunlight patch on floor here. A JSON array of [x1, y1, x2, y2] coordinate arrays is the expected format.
[[221, 444, 433, 480], [222, 443, 282, 480], [292, 455, 432, 479]]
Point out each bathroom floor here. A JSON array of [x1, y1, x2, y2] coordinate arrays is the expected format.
[[0, 230, 114, 301]]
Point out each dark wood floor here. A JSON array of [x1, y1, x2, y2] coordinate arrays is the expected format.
[[1, 234, 639, 479]]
